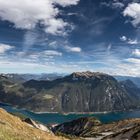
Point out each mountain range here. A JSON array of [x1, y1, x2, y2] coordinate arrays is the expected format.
[[115, 76, 140, 88], [0, 71, 140, 113], [0, 73, 64, 83]]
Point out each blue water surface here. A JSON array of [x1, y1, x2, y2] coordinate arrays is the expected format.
[[0, 103, 140, 125]]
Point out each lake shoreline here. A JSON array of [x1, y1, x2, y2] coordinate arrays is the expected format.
[[1, 103, 140, 125], [34, 109, 140, 115], [0, 101, 140, 115]]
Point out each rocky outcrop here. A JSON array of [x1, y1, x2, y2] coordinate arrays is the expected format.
[[53, 117, 140, 140], [23, 118, 51, 133], [53, 117, 101, 136]]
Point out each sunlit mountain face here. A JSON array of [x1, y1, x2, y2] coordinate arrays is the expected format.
[[0, 0, 139, 76]]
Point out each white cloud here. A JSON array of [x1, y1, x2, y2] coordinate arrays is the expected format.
[[65, 45, 82, 52], [123, 3, 140, 27], [45, 19, 68, 35], [68, 47, 81, 52], [0, 43, 14, 54], [132, 49, 140, 57], [120, 36, 127, 41], [0, 0, 79, 35], [53, 0, 79, 7]]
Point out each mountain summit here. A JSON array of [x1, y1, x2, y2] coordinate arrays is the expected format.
[[66, 71, 111, 80]]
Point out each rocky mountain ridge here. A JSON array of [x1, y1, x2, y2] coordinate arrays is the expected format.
[[53, 116, 140, 140], [0, 71, 140, 113]]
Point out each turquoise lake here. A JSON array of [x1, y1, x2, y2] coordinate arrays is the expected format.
[[1, 103, 140, 125]]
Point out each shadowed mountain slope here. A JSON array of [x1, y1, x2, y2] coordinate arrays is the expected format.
[[53, 117, 140, 140]]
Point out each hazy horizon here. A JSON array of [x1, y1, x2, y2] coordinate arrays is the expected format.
[[1, 71, 140, 78]]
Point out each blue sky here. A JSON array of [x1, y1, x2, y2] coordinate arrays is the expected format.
[[0, 0, 140, 76]]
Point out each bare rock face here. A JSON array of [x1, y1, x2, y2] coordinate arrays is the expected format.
[[24, 118, 51, 133], [53, 117, 140, 140], [70, 71, 108, 80]]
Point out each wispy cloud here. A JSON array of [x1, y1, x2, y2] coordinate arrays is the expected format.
[[16, 50, 62, 61], [43, 50, 62, 56], [127, 39, 138, 45], [120, 36, 139, 45], [23, 30, 39, 51], [48, 39, 82, 53], [101, 1, 124, 9]]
